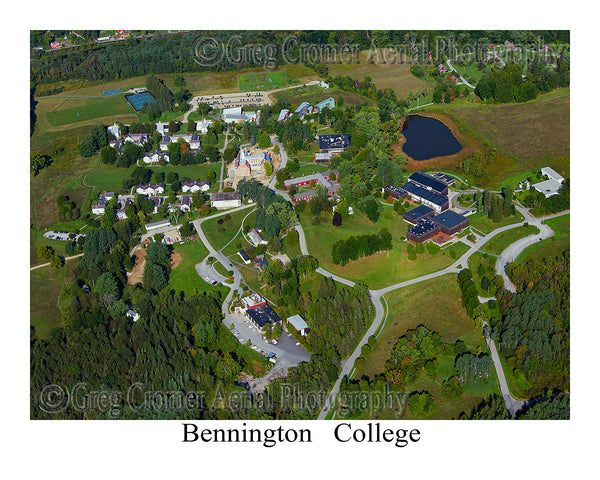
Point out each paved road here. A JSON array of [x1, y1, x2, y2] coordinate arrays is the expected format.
[[192, 203, 255, 315], [219, 126, 230, 192], [482, 321, 524, 416], [495, 206, 570, 292], [30, 253, 84, 271], [446, 59, 476, 89], [311, 203, 570, 419]]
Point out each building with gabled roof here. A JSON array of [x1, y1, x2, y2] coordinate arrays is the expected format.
[[287, 314, 309, 336]]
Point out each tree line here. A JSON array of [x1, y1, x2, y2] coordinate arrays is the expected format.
[[331, 228, 393, 266]]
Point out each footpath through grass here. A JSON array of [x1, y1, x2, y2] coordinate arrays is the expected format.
[[515, 214, 570, 264]]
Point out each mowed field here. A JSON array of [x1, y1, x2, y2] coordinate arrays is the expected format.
[[441, 89, 570, 185], [354, 275, 497, 419], [272, 84, 374, 109], [30, 267, 65, 340], [327, 50, 436, 99], [299, 209, 469, 289]]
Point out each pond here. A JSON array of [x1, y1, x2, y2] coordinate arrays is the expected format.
[[401, 115, 462, 160]]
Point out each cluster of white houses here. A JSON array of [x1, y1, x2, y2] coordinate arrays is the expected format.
[[384, 171, 470, 243], [106, 123, 203, 165]]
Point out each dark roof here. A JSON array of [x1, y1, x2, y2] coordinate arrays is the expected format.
[[319, 134, 351, 150], [384, 184, 405, 197], [430, 172, 456, 186], [407, 219, 439, 238], [409, 171, 448, 193], [400, 181, 448, 207], [246, 304, 281, 328], [238, 250, 250, 261], [211, 191, 241, 201], [430, 209, 469, 229], [404, 205, 434, 221]]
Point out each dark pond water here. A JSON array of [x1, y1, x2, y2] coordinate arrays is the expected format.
[[401, 115, 462, 160]]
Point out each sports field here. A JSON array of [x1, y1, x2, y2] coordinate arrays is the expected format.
[[239, 71, 287, 91], [45, 95, 133, 127]]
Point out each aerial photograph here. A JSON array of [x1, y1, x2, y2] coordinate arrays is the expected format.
[[29, 29, 570, 422]]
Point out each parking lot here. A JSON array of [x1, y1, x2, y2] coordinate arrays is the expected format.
[[224, 311, 310, 367], [43, 230, 85, 242]]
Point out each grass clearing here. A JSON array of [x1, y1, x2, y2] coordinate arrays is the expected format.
[[239, 71, 287, 91], [440, 89, 570, 187], [467, 211, 524, 234], [30, 267, 66, 340], [168, 240, 228, 297], [480, 224, 540, 255], [515, 214, 570, 264], [201, 208, 253, 252], [328, 50, 436, 99], [299, 210, 469, 289], [353, 275, 498, 419]]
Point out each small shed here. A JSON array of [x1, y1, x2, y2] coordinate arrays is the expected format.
[[287, 314, 309, 336]]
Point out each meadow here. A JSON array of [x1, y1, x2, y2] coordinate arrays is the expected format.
[[299, 209, 469, 289], [354, 275, 499, 420]]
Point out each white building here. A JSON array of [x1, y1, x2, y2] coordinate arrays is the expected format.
[[136, 183, 165, 196], [155, 121, 169, 136], [123, 133, 148, 146], [107, 123, 121, 139], [182, 180, 210, 193], [248, 228, 268, 246], [160, 133, 201, 151], [210, 192, 242, 209], [533, 166, 565, 198], [145, 219, 171, 231], [540, 167, 564, 183], [287, 314, 309, 336], [142, 151, 170, 164], [195, 119, 213, 134]]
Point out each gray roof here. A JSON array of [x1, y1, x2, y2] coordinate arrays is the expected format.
[[287, 314, 308, 331]]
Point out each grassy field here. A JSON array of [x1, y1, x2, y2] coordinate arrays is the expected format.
[[480, 224, 540, 255], [239, 71, 287, 91], [84, 162, 222, 194], [467, 211, 524, 235], [440, 89, 570, 187], [328, 50, 436, 99], [45, 95, 133, 127], [272, 84, 374, 110], [353, 275, 498, 419], [299, 210, 469, 289], [168, 240, 228, 297], [30, 266, 66, 340], [515, 214, 570, 264], [201, 208, 255, 252]]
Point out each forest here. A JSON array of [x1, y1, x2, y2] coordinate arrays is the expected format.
[[493, 250, 570, 397]]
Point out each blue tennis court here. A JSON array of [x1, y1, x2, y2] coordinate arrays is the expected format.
[[125, 91, 157, 111], [102, 88, 121, 96]]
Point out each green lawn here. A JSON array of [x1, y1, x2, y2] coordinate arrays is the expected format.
[[467, 211, 524, 235], [30, 266, 66, 340], [299, 210, 469, 289], [46, 95, 133, 127], [480, 224, 540, 255], [168, 240, 228, 297], [515, 214, 570, 264], [201, 208, 255, 252], [239, 71, 287, 91], [84, 162, 222, 194], [351, 275, 498, 420]]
